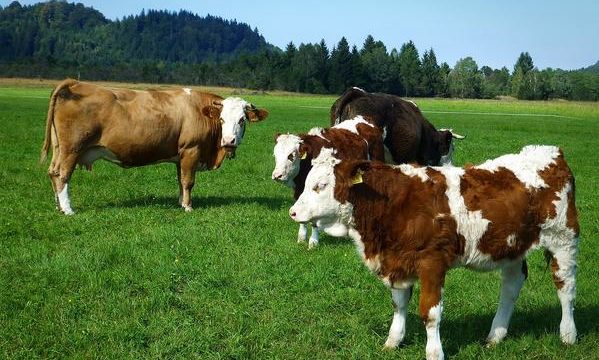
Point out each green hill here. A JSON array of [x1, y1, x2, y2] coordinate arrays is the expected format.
[[0, 0, 273, 65]]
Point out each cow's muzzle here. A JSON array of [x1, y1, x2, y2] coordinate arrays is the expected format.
[[223, 146, 237, 159]]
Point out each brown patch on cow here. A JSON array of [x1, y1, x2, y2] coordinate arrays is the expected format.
[[148, 89, 173, 105], [550, 256, 565, 290], [334, 161, 460, 295], [460, 167, 541, 260]]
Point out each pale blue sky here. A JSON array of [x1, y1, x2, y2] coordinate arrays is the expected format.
[[5, 0, 599, 70]]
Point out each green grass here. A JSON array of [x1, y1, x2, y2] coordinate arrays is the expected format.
[[1, 85, 598, 359]]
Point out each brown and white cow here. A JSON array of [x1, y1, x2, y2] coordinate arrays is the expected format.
[[330, 87, 464, 166], [40, 79, 268, 214], [290, 146, 579, 360], [272, 116, 385, 248]]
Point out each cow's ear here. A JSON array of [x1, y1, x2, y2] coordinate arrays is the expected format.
[[247, 107, 269, 122], [337, 160, 370, 187], [202, 105, 221, 120], [298, 142, 311, 160]]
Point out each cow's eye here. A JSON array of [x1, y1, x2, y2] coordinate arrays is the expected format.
[[313, 183, 326, 193], [287, 153, 295, 161]]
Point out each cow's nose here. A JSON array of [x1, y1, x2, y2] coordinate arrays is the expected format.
[[223, 137, 236, 146], [272, 172, 282, 180], [289, 209, 297, 219]]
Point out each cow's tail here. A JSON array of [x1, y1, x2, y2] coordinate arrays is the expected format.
[[40, 79, 76, 163], [330, 87, 367, 126]]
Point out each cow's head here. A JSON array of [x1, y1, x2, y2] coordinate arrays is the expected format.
[[272, 133, 304, 184], [289, 148, 355, 237], [204, 97, 268, 157], [438, 128, 465, 165]]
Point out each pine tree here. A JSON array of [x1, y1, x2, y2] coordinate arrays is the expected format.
[[397, 40, 421, 96], [420, 48, 441, 97]]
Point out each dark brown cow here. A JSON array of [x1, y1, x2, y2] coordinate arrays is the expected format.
[[272, 116, 385, 248], [40, 79, 268, 214], [290, 146, 579, 359], [330, 87, 464, 165]]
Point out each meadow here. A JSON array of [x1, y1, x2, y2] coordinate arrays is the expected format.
[[1, 80, 598, 359]]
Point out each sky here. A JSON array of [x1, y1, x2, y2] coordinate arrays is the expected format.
[[5, 0, 599, 71]]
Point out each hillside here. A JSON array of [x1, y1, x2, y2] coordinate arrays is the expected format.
[[580, 61, 599, 73], [0, 0, 273, 65]]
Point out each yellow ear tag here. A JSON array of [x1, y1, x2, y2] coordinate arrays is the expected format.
[[351, 170, 364, 185], [300, 152, 307, 160]]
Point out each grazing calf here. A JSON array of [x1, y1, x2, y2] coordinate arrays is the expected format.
[[290, 146, 579, 359], [330, 87, 464, 165], [272, 116, 385, 248], [40, 79, 268, 214]]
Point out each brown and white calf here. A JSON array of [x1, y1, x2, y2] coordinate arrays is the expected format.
[[272, 116, 385, 248], [290, 146, 579, 359], [330, 87, 464, 165], [40, 79, 268, 214]]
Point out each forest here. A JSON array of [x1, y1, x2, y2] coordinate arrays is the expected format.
[[1, 0, 598, 101]]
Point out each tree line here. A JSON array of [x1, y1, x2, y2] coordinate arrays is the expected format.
[[1, 1, 598, 101]]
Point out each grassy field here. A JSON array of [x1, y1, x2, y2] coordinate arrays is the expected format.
[[1, 81, 598, 359]]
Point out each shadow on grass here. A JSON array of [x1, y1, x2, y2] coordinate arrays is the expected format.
[[373, 304, 598, 357], [99, 194, 288, 211]]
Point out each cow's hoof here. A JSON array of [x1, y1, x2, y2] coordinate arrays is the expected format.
[[62, 209, 75, 216], [183, 206, 193, 212]]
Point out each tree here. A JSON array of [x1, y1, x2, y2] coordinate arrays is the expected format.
[[359, 36, 392, 92], [420, 48, 441, 97], [511, 52, 536, 99], [397, 41, 421, 96], [329, 37, 353, 93], [448, 57, 483, 98]]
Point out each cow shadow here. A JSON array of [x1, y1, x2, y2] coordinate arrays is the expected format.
[[372, 303, 598, 356], [101, 194, 288, 211]]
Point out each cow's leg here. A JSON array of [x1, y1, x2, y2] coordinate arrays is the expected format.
[[179, 149, 199, 212], [419, 270, 445, 360], [487, 260, 527, 345], [384, 286, 413, 349], [47, 129, 61, 208], [54, 152, 79, 215], [297, 223, 308, 243], [307, 224, 319, 249], [549, 245, 578, 344]]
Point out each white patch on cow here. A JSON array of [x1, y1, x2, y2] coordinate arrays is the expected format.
[[182, 87, 192, 95], [394, 164, 429, 182], [486, 261, 527, 345], [439, 166, 493, 269], [439, 142, 454, 166], [220, 97, 250, 147], [58, 184, 74, 215], [384, 287, 412, 349], [272, 134, 302, 186], [307, 127, 328, 141], [364, 254, 381, 273], [382, 126, 388, 141], [425, 296, 444, 360], [308, 225, 320, 249], [475, 145, 560, 190], [289, 148, 354, 237], [506, 234, 517, 247], [332, 115, 373, 135], [297, 223, 308, 242]]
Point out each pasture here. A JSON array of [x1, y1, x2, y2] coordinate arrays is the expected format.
[[1, 81, 598, 359]]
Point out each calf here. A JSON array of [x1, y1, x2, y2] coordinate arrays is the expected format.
[[40, 79, 268, 214], [290, 146, 579, 359], [272, 116, 385, 248], [330, 87, 464, 165]]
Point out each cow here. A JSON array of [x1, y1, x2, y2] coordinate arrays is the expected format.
[[330, 87, 464, 166], [289, 146, 579, 360], [40, 79, 268, 215], [272, 116, 385, 248]]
